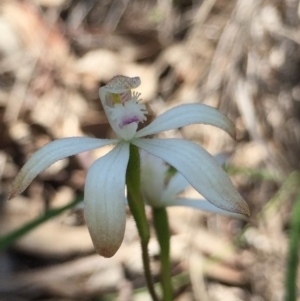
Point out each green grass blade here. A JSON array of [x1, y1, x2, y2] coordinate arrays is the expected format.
[[0, 196, 82, 252], [285, 192, 300, 301]]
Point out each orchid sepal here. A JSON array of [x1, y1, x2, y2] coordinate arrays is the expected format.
[[134, 138, 250, 216], [163, 197, 246, 219], [84, 142, 129, 258], [8, 137, 119, 200], [135, 103, 236, 139]]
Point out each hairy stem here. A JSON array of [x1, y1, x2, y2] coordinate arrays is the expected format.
[[126, 144, 159, 301]]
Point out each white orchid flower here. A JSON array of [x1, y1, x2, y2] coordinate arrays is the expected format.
[[140, 151, 245, 219], [8, 75, 249, 258]]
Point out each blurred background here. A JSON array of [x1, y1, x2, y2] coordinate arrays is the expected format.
[[0, 0, 300, 300]]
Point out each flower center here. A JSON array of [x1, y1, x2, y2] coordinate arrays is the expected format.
[[107, 91, 147, 129]]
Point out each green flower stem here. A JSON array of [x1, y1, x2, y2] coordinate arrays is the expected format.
[[126, 144, 159, 301], [152, 207, 173, 301], [285, 192, 300, 301], [0, 196, 82, 252]]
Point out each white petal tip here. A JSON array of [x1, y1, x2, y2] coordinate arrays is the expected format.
[[235, 202, 250, 216], [87, 227, 124, 258], [8, 171, 29, 200], [7, 192, 16, 201], [94, 243, 119, 258], [86, 219, 124, 258]]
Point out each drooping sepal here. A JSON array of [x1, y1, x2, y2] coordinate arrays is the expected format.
[[84, 142, 129, 257]]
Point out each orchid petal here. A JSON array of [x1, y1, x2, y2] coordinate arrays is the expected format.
[[162, 172, 190, 201], [135, 104, 236, 138], [132, 138, 250, 216], [84, 142, 129, 258], [164, 197, 245, 219], [8, 137, 119, 200]]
